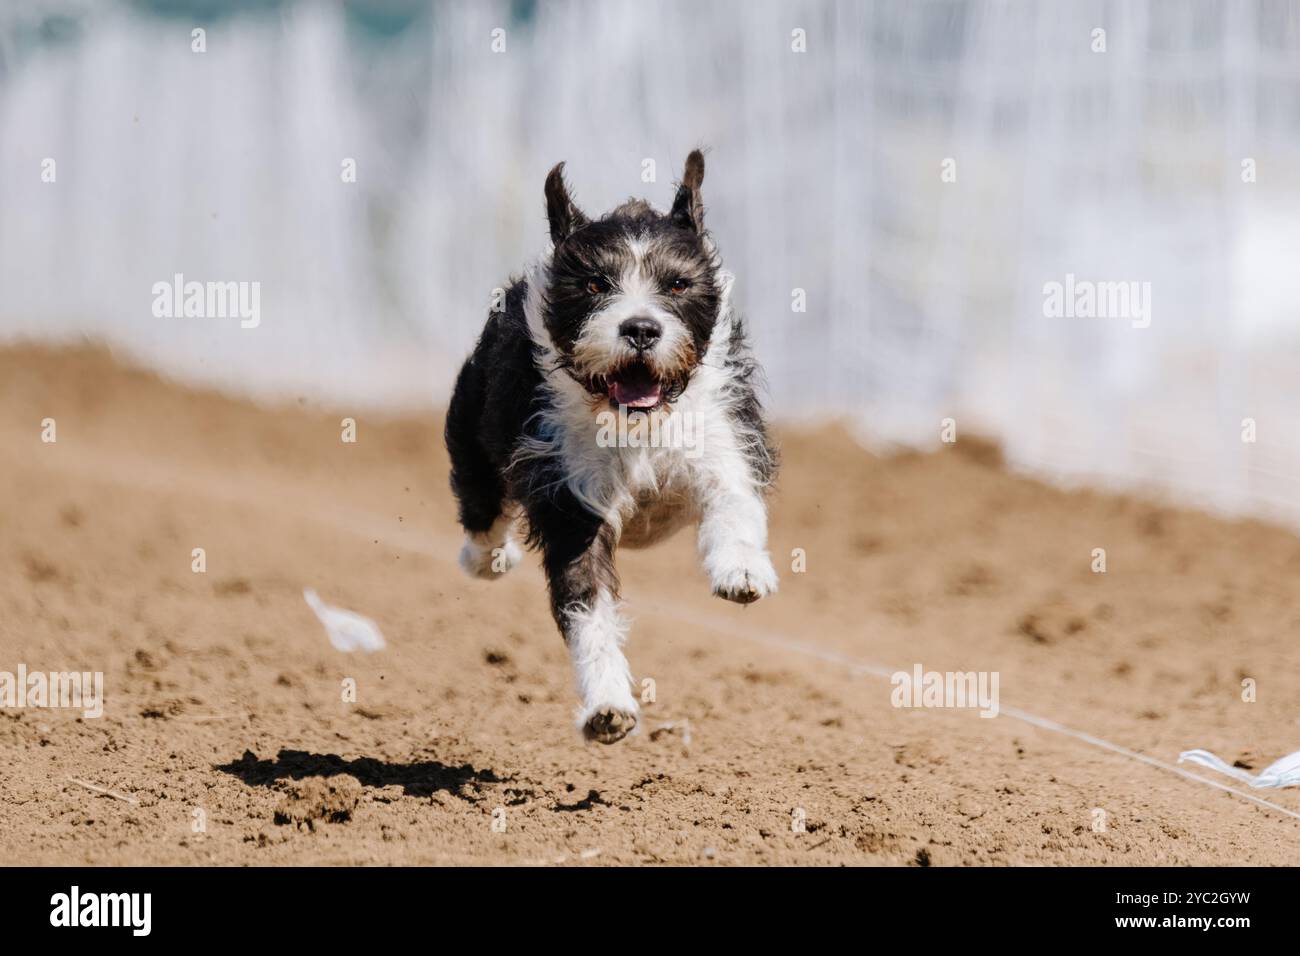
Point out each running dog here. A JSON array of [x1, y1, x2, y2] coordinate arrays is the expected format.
[[446, 150, 776, 743]]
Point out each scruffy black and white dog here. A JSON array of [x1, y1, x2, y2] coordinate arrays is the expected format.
[[446, 151, 776, 744]]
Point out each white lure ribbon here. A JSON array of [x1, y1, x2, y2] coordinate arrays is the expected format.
[[303, 588, 386, 653], [1178, 748, 1300, 789]]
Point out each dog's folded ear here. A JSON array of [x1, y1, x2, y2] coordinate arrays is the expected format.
[[669, 149, 706, 233], [545, 162, 589, 245]]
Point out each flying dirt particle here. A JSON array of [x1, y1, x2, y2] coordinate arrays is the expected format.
[[484, 649, 511, 666], [273, 775, 362, 830]]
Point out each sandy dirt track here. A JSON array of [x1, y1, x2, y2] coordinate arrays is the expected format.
[[1, 346, 1297, 865]]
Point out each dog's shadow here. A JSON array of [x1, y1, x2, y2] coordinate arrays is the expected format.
[[216, 748, 503, 800]]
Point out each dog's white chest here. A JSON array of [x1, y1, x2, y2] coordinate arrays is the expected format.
[[616, 446, 696, 548], [620, 494, 692, 548]]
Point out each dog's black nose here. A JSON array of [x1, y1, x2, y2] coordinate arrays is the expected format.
[[619, 317, 662, 351]]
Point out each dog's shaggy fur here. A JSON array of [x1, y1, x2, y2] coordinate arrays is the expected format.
[[446, 151, 777, 743]]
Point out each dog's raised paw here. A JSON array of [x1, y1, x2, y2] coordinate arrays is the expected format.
[[710, 556, 778, 605], [583, 707, 638, 744]]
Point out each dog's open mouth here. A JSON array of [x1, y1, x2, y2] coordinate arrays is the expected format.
[[590, 360, 665, 410]]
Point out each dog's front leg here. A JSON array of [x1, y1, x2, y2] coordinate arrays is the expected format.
[[698, 467, 778, 605], [532, 494, 638, 743]]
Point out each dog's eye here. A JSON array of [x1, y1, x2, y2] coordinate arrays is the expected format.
[[585, 277, 609, 295], [668, 278, 689, 294]]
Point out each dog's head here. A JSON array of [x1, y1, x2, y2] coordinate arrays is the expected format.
[[539, 150, 721, 412]]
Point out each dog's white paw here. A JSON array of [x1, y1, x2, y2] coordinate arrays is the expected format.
[[576, 671, 640, 745], [458, 535, 522, 580], [579, 700, 640, 744], [709, 550, 778, 605], [566, 594, 638, 744]]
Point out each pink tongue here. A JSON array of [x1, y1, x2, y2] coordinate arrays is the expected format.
[[610, 379, 662, 408]]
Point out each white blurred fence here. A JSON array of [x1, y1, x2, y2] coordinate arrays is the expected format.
[[3, 0, 1300, 525]]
